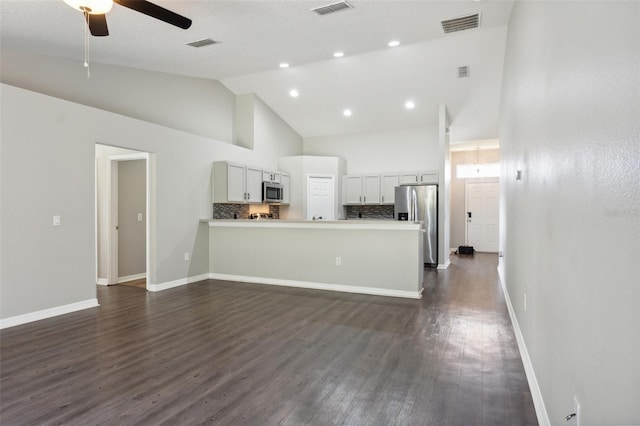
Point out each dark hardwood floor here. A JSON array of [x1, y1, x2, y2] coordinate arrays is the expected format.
[[0, 253, 537, 425]]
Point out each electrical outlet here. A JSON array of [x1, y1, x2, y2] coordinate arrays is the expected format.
[[53, 215, 61, 227], [137, 213, 143, 222], [524, 293, 527, 312], [184, 252, 190, 262], [336, 257, 341, 266], [573, 395, 581, 426]]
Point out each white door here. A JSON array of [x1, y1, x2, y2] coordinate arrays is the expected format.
[[307, 176, 334, 220], [466, 182, 499, 252]]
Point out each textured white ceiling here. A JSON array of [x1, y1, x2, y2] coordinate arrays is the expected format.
[[0, 0, 513, 140]]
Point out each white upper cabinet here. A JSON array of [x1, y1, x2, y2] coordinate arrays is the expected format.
[[343, 174, 380, 205], [343, 170, 437, 206], [262, 170, 281, 183], [399, 171, 439, 185], [362, 174, 381, 204], [213, 161, 263, 204], [280, 172, 290, 204], [380, 173, 399, 205], [344, 175, 363, 205], [419, 171, 439, 184], [399, 172, 419, 185], [245, 166, 263, 203]]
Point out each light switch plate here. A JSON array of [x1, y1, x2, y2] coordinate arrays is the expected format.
[[53, 215, 61, 227], [137, 213, 143, 222]]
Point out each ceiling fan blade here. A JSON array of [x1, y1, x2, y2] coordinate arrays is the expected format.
[[86, 13, 109, 36], [113, 0, 192, 30]]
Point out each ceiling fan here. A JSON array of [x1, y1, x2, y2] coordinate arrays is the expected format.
[[63, 0, 192, 36]]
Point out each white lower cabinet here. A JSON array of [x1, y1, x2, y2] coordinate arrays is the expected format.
[[213, 161, 263, 204]]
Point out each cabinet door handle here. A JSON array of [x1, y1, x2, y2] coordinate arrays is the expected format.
[[382, 195, 384, 203], [359, 196, 362, 202], [364, 196, 366, 203]]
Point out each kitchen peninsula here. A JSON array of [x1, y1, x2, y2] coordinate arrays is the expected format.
[[203, 219, 424, 299]]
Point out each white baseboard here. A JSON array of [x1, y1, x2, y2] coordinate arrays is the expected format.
[[96, 278, 109, 286], [0, 298, 99, 330], [497, 265, 550, 426], [118, 273, 146, 283], [147, 273, 210, 292], [437, 259, 451, 269], [209, 273, 422, 299]]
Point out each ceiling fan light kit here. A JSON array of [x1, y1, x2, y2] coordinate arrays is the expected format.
[[64, 0, 113, 14], [63, 0, 192, 37]]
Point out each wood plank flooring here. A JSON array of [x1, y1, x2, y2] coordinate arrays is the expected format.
[[0, 253, 537, 425], [117, 278, 147, 290]]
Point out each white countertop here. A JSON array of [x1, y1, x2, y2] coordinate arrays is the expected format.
[[201, 219, 422, 231]]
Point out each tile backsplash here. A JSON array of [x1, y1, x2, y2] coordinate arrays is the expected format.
[[345, 205, 394, 220], [213, 204, 280, 219]]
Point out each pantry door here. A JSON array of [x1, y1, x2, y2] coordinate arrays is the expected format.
[[465, 182, 499, 252], [307, 176, 335, 221]]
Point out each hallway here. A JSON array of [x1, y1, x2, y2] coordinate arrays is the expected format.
[[0, 253, 537, 425]]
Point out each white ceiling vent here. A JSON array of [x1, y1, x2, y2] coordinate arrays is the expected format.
[[441, 13, 481, 34], [458, 66, 470, 78], [186, 38, 219, 48], [311, 1, 353, 16]]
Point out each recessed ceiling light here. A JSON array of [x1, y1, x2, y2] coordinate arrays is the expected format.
[[343, 109, 352, 117], [289, 89, 299, 98], [388, 40, 400, 47], [279, 62, 290, 68], [405, 100, 415, 110], [333, 51, 344, 58]]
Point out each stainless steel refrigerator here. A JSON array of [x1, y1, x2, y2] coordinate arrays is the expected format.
[[395, 185, 438, 266]]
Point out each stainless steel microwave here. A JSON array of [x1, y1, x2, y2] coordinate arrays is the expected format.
[[263, 182, 283, 203]]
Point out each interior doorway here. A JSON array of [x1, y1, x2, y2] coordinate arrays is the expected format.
[[465, 181, 499, 252], [306, 175, 335, 220], [106, 153, 150, 289]]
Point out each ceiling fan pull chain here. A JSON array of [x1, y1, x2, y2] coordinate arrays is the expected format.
[[83, 10, 90, 78]]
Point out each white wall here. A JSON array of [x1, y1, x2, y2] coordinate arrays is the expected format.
[[303, 126, 439, 174], [1, 83, 302, 320], [1, 49, 236, 143], [500, 2, 640, 424]]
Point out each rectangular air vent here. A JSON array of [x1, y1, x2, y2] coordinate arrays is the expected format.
[[458, 66, 470, 78], [186, 38, 219, 48], [441, 13, 481, 34], [311, 1, 353, 16]]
